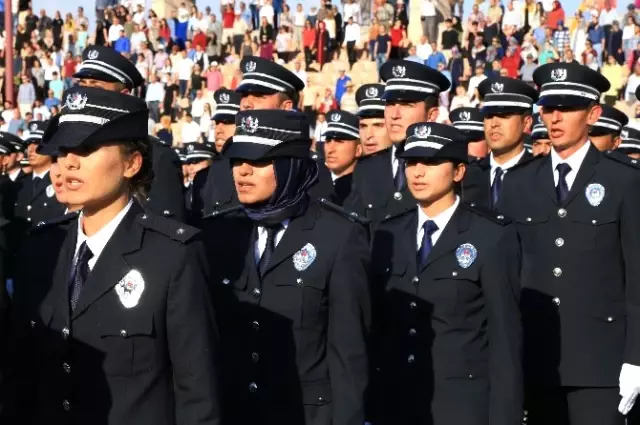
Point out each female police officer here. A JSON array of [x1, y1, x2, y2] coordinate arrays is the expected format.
[[4, 87, 220, 425], [202, 109, 370, 425], [369, 122, 522, 425]]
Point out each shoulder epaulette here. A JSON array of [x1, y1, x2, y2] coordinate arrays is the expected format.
[[33, 211, 79, 230], [379, 204, 415, 223], [361, 146, 392, 161], [604, 150, 640, 168], [202, 205, 245, 220], [137, 212, 200, 243], [510, 153, 540, 170], [318, 198, 371, 225], [463, 202, 512, 225]]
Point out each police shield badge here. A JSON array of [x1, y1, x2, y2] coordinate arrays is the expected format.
[[115, 270, 145, 308], [456, 243, 477, 269], [46, 184, 55, 198], [585, 183, 605, 207], [293, 243, 317, 271]]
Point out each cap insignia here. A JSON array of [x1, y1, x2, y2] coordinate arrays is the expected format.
[[330, 113, 341, 122], [245, 61, 257, 73], [392, 65, 406, 78], [30, 123, 38, 131], [365, 86, 379, 98], [414, 125, 431, 138], [241, 116, 259, 133], [491, 82, 504, 93], [187, 144, 195, 152], [622, 130, 629, 139], [64, 93, 88, 111], [87, 50, 99, 60], [219, 93, 230, 103], [550, 68, 567, 82], [460, 111, 471, 121]]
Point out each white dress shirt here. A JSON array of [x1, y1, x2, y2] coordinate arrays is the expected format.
[[254, 219, 290, 263], [489, 149, 526, 185], [74, 200, 133, 271], [416, 195, 460, 248], [32, 169, 50, 181], [8, 168, 21, 181], [550, 140, 591, 190], [421, 0, 436, 17], [344, 23, 361, 43], [392, 144, 400, 177]]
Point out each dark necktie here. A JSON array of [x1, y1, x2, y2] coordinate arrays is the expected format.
[[258, 225, 281, 276], [394, 157, 406, 191], [556, 163, 572, 204], [69, 241, 93, 312], [491, 167, 503, 207], [417, 220, 439, 267]]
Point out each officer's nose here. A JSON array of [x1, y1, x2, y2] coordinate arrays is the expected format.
[[551, 109, 563, 123], [240, 97, 253, 110]]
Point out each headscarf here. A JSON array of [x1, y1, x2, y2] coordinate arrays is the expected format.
[[243, 157, 319, 225]]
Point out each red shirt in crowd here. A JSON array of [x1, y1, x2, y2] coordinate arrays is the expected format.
[[547, 0, 565, 30], [63, 58, 76, 78], [501, 53, 520, 78], [223, 10, 235, 28], [193, 32, 207, 50], [303, 28, 316, 48], [390, 27, 403, 47]]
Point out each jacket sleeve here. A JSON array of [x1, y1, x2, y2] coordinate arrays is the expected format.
[[148, 145, 187, 222], [328, 222, 371, 425], [481, 224, 523, 425], [167, 239, 221, 425]]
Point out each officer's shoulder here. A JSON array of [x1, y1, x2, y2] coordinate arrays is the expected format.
[[32, 212, 79, 231], [317, 198, 371, 225], [504, 153, 544, 177], [359, 147, 392, 163], [137, 212, 200, 243], [202, 204, 245, 220], [463, 202, 512, 225], [379, 204, 415, 224], [603, 150, 640, 169]]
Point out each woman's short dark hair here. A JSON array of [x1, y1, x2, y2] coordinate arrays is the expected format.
[[121, 139, 155, 205]]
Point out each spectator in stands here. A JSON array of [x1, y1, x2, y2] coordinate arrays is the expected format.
[[316, 20, 331, 69], [539, 40, 560, 64], [203, 62, 223, 93], [467, 63, 487, 100], [303, 20, 316, 69], [335, 68, 352, 104], [49, 71, 64, 101], [602, 53, 625, 105], [547, 0, 565, 30], [260, 0, 275, 26], [313, 112, 328, 143], [608, 20, 624, 63], [7, 109, 24, 135], [520, 54, 538, 83], [276, 26, 293, 61], [178, 49, 194, 97], [554, 20, 571, 58], [181, 112, 201, 143], [426, 41, 446, 69], [341, 81, 358, 113], [502, 0, 521, 39], [344, 17, 360, 69], [588, 13, 605, 65], [259, 16, 274, 42], [44, 89, 60, 111], [146, 73, 165, 123], [191, 89, 207, 124], [389, 19, 404, 59], [17, 75, 35, 117], [232, 14, 249, 54], [114, 28, 131, 54]]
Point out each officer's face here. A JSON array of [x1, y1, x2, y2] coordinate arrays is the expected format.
[[406, 160, 466, 204], [57, 144, 143, 213], [532, 139, 552, 156], [468, 140, 488, 158], [590, 134, 621, 152], [214, 121, 236, 153], [324, 138, 363, 176], [484, 113, 532, 155], [384, 100, 435, 144], [2, 152, 18, 170], [540, 104, 602, 153], [27, 143, 52, 169], [187, 160, 210, 178], [232, 160, 278, 204], [359, 118, 392, 155], [78, 78, 129, 94], [240, 93, 293, 111]]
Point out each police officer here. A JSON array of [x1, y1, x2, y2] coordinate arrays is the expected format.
[[323, 109, 362, 206], [463, 77, 537, 209], [498, 62, 640, 425], [370, 122, 522, 425], [202, 109, 370, 425], [450, 107, 487, 161], [13, 120, 65, 225], [618, 126, 640, 160], [4, 87, 221, 425], [190, 88, 241, 222], [352, 60, 451, 221], [74, 45, 186, 221], [1, 132, 27, 183], [531, 112, 552, 157], [184, 142, 216, 211], [355, 83, 392, 156], [590, 104, 628, 152]]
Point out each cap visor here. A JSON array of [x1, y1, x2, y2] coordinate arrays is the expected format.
[[324, 131, 359, 141], [235, 83, 279, 95], [537, 95, 593, 108], [213, 113, 237, 123], [357, 110, 385, 118], [382, 90, 430, 102], [481, 106, 530, 116], [73, 68, 122, 84], [39, 123, 99, 155]]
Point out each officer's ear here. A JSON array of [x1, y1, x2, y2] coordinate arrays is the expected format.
[[453, 162, 466, 183], [355, 140, 363, 158], [613, 135, 622, 150], [522, 113, 533, 134], [586, 102, 603, 126]]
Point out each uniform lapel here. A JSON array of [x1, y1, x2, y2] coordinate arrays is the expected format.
[[420, 205, 472, 273], [562, 144, 599, 207], [262, 204, 318, 276], [71, 204, 144, 320], [538, 154, 559, 205], [29, 173, 50, 202]]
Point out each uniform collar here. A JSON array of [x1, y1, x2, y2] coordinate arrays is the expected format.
[[416, 195, 460, 243], [490, 148, 526, 173], [550, 139, 591, 174], [32, 168, 50, 180]]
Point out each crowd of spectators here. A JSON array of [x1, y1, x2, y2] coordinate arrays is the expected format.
[[0, 0, 638, 146]]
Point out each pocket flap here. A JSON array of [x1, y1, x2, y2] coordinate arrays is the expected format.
[[587, 303, 626, 322], [99, 314, 154, 337], [302, 381, 333, 405], [433, 266, 479, 282], [515, 214, 549, 225]]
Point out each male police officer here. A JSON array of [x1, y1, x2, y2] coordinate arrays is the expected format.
[[351, 60, 450, 221], [618, 126, 640, 160], [323, 109, 362, 206], [531, 112, 552, 157], [355, 83, 392, 156], [498, 62, 640, 425], [590, 104, 628, 152], [463, 77, 537, 209], [450, 107, 487, 161], [74, 45, 186, 221]]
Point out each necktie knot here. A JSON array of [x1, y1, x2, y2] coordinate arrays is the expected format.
[[418, 220, 439, 268], [555, 163, 572, 204], [259, 224, 282, 276], [423, 220, 439, 236], [69, 241, 93, 312], [491, 166, 504, 207], [77, 241, 94, 265], [556, 163, 572, 177], [494, 166, 503, 180]]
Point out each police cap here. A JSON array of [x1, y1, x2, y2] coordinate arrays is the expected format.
[[74, 46, 144, 90], [185, 142, 217, 161], [478, 77, 538, 115], [398, 122, 468, 163], [324, 109, 359, 141], [591, 104, 628, 137], [619, 126, 640, 154], [236, 56, 304, 97], [450, 107, 484, 142], [213, 88, 241, 123], [380, 60, 451, 102], [530, 113, 549, 141], [355, 83, 385, 118], [24, 121, 48, 145], [534, 62, 610, 107]]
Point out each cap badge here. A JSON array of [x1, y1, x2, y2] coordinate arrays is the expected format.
[[115, 269, 145, 309], [365, 86, 379, 98], [187, 144, 195, 152], [245, 61, 257, 72], [219, 93, 230, 103], [330, 113, 341, 122], [491, 82, 504, 93], [460, 111, 471, 121], [293, 243, 317, 271], [622, 130, 629, 139], [456, 243, 477, 269], [30, 123, 38, 131], [65, 93, 88, 111], [414, 125, 431, 138], [537, 115, 543, 124], [392, 65, 406, 78], [46, 184, 55, 198], [550, 68, 567, 82], [241, 116, 259, 133], [87, 49, 99, 60], [585, 183, 605, 207]]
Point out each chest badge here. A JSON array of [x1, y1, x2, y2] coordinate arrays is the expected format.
[[293, 243, 317, 272], [115, 270, 145, 309], [585, 183, 605, 207], [456, 243, 477, 269], [46, 184, 55, 198]]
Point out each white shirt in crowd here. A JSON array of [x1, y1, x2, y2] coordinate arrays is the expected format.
[[108, 23, 124, 42], [344, 23, 361, 43], [343, 2, 362, 23], [145, 82, 165, 102], [467, 74, 487, 99], [421, 0, 436, 17], [294, 11, 306, 26], [191, 98, 207, 118], [550, 139, 591, 189], [33, 105, 51, 120], [182, 121, 202, 143], [178, 58, 195, 80], [416, 196, 460, 248], [313, 120, 328, 142], [502, 7, 521, 28], [43, 64, 60, 81], [417, 42, 433, 60], [599, 8, 618, 27], [132, 10, 146, 25], [260, 4, 275, 25]]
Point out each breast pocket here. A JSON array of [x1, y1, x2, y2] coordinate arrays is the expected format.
[[431, 266, 481, 307], [570, 213, 619, 251], [515, 214, 549, 253], [98, 315, 155, 377]]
